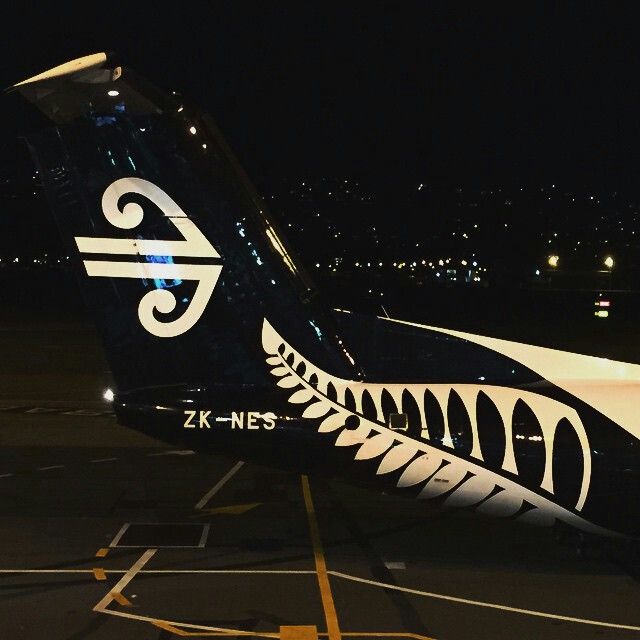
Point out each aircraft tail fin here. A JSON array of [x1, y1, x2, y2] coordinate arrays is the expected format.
[[8, 53, 359, 393]]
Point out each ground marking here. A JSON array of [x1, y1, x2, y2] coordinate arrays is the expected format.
[[152, 619, 280, 637], [328, 570, 640, 632], [0, 569, 316, 574], [93, 568, 107, 581], [0, 473, 13, 479], [97, 592, 281, 638], [109, 523, 131, 548], [93, 548, 156, 613], [147, 450, 195, 457], [281, 625, 318, 640], [91, 457, 118, 463], [302, 476, 341, 640], [149, 625, 433, 639], [95, 548, 110, 558], [0, 404, 113, 417], [194, 460, 245, 510], [194, 502, 261, 517], [112, 592, 133, 607], [38, 465, 64, 471], [198, 524, 211, 548]]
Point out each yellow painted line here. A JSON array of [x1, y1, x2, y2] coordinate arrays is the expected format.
[[111, 591, 133, 607], [95, 548, 110, 558], [93, 568, 107, 581], [281, 625, 318, 640], [301, 476, 341, 640]]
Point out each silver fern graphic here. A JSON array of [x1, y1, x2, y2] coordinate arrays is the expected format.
[[262, 319, 615, 536]]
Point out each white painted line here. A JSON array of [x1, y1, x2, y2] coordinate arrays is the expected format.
[[198, 524, 210, 548], [38, 465, 64, 471], [115, 544, 208, 549], [96, 606, 280, 639], [0, 569, 98, 574], [140, 569, 314, 574], [0, 473, 14, 479], [383, 561, 406, 570], [91, 457, 118, 463], [328, 571, 640, 632], [194, 460, 245, 510], [93, 548, 156, 612], [147, 449, 195, 457], [0, 569, 316, 575], [109, 523, 131, 548]]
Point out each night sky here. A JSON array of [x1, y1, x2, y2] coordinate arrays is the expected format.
[[2, 2, 640, 190]]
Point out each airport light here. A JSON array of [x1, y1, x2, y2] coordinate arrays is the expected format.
[[547, 255, 559, 268], [604, 255, 614, 269], [107, 90, 119, 97]]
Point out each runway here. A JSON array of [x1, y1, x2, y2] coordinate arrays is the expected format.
[[1, 313, 639, 639]]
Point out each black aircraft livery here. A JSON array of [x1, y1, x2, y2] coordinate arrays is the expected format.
[[5, 53, 640, 537]]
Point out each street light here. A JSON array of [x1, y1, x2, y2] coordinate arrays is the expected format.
[[547, 255, 559, 268], [604, 255, 614, 269]]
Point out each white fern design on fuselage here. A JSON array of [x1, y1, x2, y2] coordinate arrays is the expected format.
[[262, 319, 616, 537]]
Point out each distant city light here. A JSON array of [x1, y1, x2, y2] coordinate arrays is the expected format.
[[103, 388, 114, 402], [594, 310, 609, 319], [189, 126, 197, 134], [547, 255, 559, 268]]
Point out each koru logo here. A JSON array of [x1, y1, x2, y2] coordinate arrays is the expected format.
[[74, 178, 222, 338]]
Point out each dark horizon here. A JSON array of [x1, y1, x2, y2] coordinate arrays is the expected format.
[[2, 3, 640, 191]]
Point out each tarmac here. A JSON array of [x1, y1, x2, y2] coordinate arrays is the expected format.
[[1, 312, 640, 639]]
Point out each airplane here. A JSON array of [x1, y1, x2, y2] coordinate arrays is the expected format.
[[4, 52, 640, 539]]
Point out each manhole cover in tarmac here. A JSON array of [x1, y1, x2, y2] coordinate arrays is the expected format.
[[110, 523, 210, 548]]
